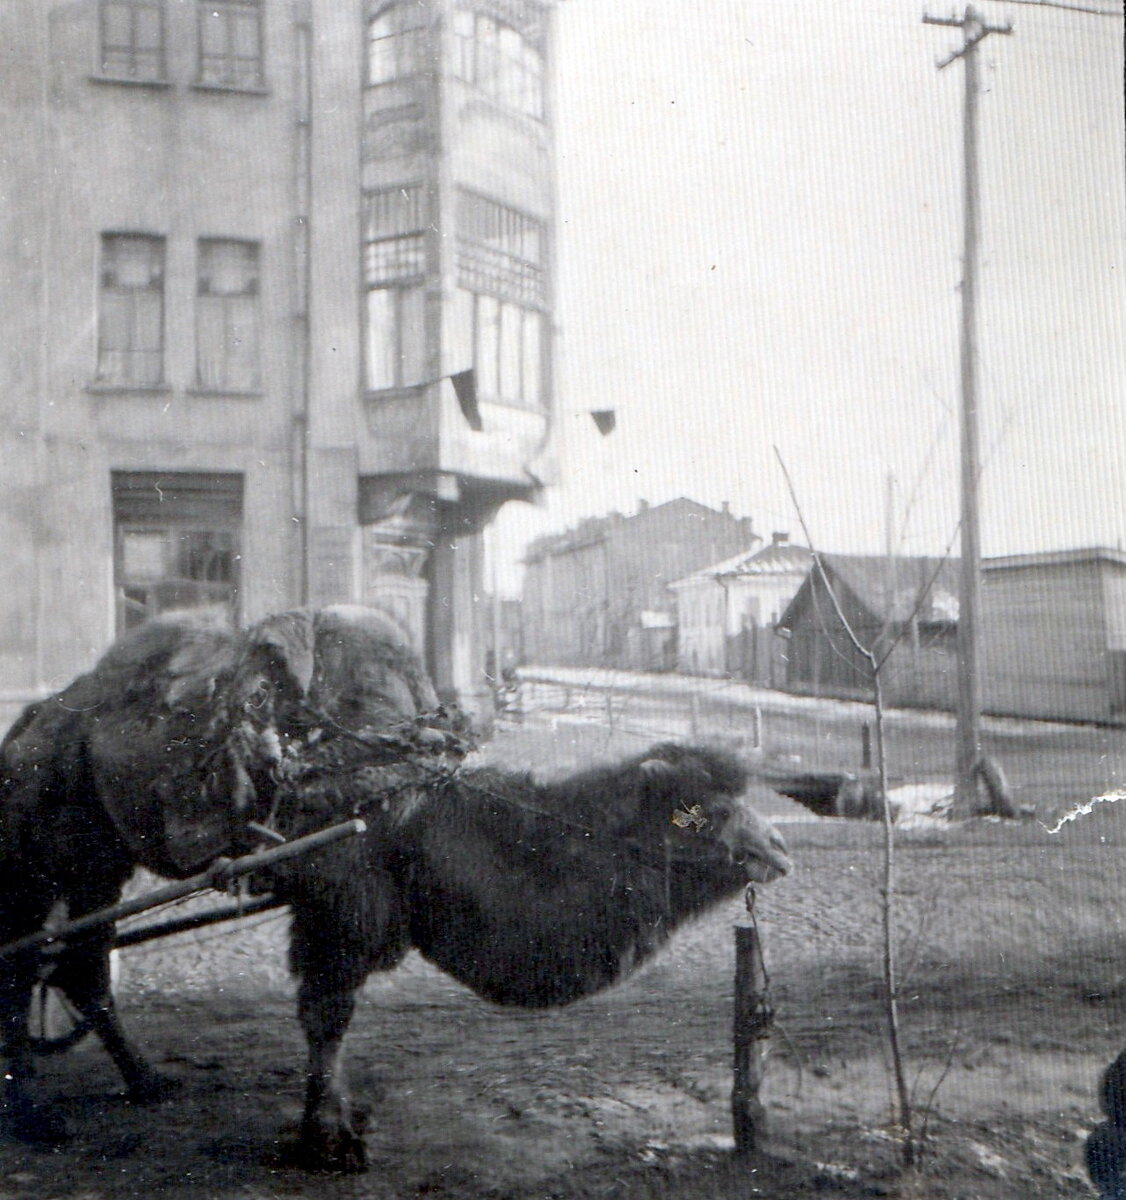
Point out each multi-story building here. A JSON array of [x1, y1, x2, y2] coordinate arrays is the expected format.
[[0, 0, 557, 724], [521, 499, 757, 670]]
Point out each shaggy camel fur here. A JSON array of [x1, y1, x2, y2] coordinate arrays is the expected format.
[[0, 607, 790, 1172]]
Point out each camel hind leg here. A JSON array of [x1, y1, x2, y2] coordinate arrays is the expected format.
[[48, 858, 176, 1104], [0, 879, 68, 1144]]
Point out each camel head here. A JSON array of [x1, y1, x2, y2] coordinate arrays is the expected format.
[[637, 744, 792, 885]]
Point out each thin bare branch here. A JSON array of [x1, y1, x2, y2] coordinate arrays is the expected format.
[[775, 446, 916, 1159], [874, 521, 962, 673], [773, 449, 877, 672], [994, 0, 1122, 14]]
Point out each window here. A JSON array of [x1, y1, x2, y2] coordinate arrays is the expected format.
[[364, 185, 428, 392], [196, 240, 260, 392], [97, 234, 164, 387], [99, 0, 166, 82], [364, 186, 427, 283], [457, 288, 542, 408], [452, 7, 544, 119], [453, 190, 546, 407], [365, 288, 426, 391], [367, 4, 428, 85], [457, 189, 545, 307], [112, 471, 242, 633], [197, 0, 264, 90]]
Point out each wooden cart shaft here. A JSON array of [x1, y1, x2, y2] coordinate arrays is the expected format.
[[0, 818, 366, 961]]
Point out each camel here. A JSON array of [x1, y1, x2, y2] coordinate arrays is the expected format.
[[0, 606, 791, 1171]]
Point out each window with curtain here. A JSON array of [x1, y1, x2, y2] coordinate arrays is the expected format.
[[196, 239, 261, 392], [452, 7, 544, 119], [197, 0, 263, 90], [367, 4, 428, 85], [97, 234, 165, 387], [99, 0, 166, 81]]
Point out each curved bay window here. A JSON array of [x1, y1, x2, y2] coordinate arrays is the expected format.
[[364, 185, 428, 392], [452, 5, 544, 119], [455, 291, 542, 408], [367, 3, 429, 85], [455, 189, 546, 408]]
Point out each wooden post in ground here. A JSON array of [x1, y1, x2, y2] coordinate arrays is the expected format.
[[732, 915, 772, 1157]]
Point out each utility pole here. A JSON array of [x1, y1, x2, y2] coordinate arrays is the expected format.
[[923, 5, 1011, 815]]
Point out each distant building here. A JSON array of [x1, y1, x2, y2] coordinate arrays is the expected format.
[[981, 547, 1126, 724], [521, 499, 757, 670], [0, 0, 559, 724], [670, 533, 812, 682], [777, 554, 960, 710], [776, 546, 1126, 724]]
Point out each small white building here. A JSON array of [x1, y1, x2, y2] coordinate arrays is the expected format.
[[670, 534, 812, 681]]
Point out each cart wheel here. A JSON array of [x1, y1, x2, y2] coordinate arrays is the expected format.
[[27, 982, 95, 1056]]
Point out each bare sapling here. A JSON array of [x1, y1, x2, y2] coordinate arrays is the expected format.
[[776, 449, 924, 1165]]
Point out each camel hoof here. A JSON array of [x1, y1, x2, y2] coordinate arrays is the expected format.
[[126, 1072, 181, 1105], [2, 1099, 70, 1148], [272, 1112, 369, 1174], [1088, 1121, 1126, 1198]]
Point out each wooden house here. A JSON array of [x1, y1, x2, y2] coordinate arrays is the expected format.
[[776, 554, 960, 709], [777, 546, 1126, 724]]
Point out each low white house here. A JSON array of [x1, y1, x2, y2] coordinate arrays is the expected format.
[[670, 534, 812, 681]]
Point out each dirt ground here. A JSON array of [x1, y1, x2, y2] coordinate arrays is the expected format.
[[2, 715, 1124, 1199]]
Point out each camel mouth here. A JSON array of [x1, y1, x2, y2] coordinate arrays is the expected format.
[[739, 855, 789, 885], [733, 839, 792, 884]]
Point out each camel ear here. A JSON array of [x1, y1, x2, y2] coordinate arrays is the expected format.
[[244, 610, 317, 697]]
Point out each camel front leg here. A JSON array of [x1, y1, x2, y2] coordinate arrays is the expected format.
[[293, 977, 368, 1172]]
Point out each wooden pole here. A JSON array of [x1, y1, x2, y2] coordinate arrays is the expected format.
[[732, 919, 772, 1157], [955, 6, 984, 816], [923, 5, 1011, 815]]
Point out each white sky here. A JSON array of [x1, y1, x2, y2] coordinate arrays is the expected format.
[[491, 0, 1126, 595]]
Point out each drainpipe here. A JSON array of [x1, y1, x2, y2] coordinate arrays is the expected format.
[[293, 12, 313, 604]]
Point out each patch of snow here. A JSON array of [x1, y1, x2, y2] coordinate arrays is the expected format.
[[888, 782, 954, 828]]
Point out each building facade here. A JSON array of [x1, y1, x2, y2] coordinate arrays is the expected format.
[[980, 548, 1126, 724], [0, 0, 557, 724], [776, 547, 1126, 724], [670, 533, 811, 683], [521, 499, 757, 670]]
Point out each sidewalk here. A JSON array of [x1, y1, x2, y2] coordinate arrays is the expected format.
[[514, 664, 1090, 740]]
